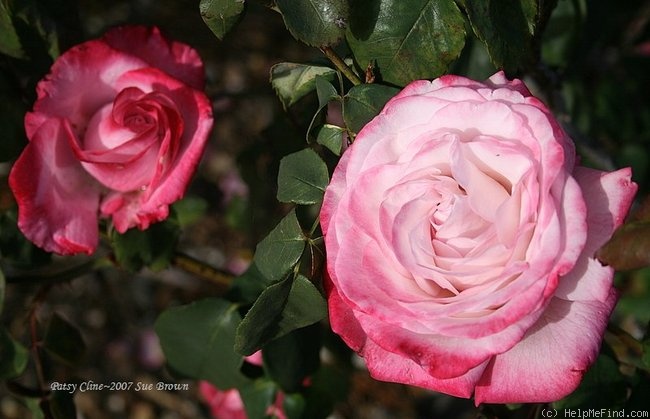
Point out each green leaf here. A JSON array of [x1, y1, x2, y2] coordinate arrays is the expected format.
[[343, 83, 399, 133], [42, 313, 85, 366], [254, 209, 306, 282], [270, 63, 337, 108], [111, 218, 180, 272], [463, 0, 539, 74], [235, 278, 294, 356], [315, 76, 339, 108], [262, 324, 321, 392], [552, 353, 627, 410], [275, 0, 348, 47], [199, 0, 245, 40], [316, 124, 345, 156], [346, 0, 466, 86], [277, 149, 329, 205], [0, 0, 24, 58], [155, 298, 248, 388], [0, 327, 29, 379], [235, 275, 326, 356], [278, 275, 327, 333]]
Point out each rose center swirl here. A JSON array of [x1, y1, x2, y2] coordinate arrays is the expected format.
[[71, 87, 184, 192], [380, 138, 535, 299]]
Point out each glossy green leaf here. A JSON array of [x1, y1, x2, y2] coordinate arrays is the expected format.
[[0, 0, 23, 58], [270, 63, 337, 108], [276, 0, 348, 47], [343, 83, 399, 133], [235, 275, 326, 356], [111, 218, 180, 272], [463, 0, 539, 73], [346, 0, 466, 86], [0, 327, 28, 379], [316, 124, 345, 156], [43, 313, 85, 366], [278, 275, 327, 333], [235, 278, 293, 356], [277, 149, 329, 205], [199, 0, 245, 40], [315, 76, 339, 108], [155, 298, 248, 388], [254, 209, 306, 282], [552, 353, 627, 409], [263, 325, 321, 392]]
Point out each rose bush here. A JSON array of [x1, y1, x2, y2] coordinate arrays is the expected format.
[[321, 72, 637, 404], [9, 26, 213, 255]]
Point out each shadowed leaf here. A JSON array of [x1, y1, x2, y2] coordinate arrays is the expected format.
[[200, 0, 245, 40]]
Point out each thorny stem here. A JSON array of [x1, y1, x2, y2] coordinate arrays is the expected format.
[[172, 251, 235, 288], [320, 46, 362, 86]]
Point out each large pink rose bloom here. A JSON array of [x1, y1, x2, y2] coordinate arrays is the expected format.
[[9, 26, 213, 255], [321, 72, 637, 404]]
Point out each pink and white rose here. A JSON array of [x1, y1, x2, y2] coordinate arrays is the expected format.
[[321, 72, 637, 404], [9, 26, 213, 255]]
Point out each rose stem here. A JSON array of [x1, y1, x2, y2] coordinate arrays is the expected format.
[[320, 46, 362, 86], [171, 251, 235, 288]]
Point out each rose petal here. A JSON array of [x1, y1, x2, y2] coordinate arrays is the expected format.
[[474, 291, 617, 404], [9, 118, 100, 254], [30, 40, 147, 135], [555, 167, 637, 302], [98, 67, 213, 231], [103, 26, 205, 89]]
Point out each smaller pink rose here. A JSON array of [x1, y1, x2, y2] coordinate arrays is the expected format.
[[9, 26, 213, 255]]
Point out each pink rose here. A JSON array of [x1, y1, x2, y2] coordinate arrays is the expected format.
[[199, 352, 286, 419], [321, 72, 637, 404], [9, 26, 213, 255]]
